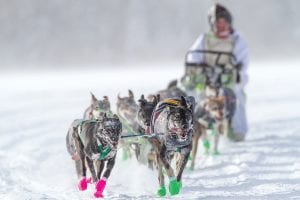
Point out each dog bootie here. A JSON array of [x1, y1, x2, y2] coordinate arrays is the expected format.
[[78, 177, 91, 191], [157, 186, 166, 197], [169, 180, 181, 196], [94, 179, 106, 198], [203, 139, 210, 155]]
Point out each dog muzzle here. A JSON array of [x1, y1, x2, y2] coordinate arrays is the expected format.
[[169, 128, 188, 142]]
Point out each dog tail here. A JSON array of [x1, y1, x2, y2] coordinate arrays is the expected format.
[[167, 79, 178, 89]]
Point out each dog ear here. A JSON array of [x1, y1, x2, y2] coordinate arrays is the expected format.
[[187, 96, 195, 112], [138, 95, 146, 107], [167, 79, 177, 89], [103, 96, 109, 102], [113, 114, 119, 120], [103, 112, 107, 119], [152, 95, 157, 104], [90, 92, 98, 104], [128, 90, 134, 99], [152, 94, 160, 105], [117, 93, 122, 100], [180, 96, 188, 108], [156, 94, 160, 103]]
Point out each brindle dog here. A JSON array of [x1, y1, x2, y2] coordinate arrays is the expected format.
[[154, 80, 203, 171], [66, 114, 122, 198], [116, 90, 146, 161], [138, 95, 194, 196], [137, 94, 160, 169]]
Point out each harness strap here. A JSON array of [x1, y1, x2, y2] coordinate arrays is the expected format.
[[150, 99, 182, 134], [118, 115, 136, 135], [97, 144, 112, 160]]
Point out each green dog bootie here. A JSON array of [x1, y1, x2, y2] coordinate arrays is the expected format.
[[122, 150, 129, 161], [157, 186, 166, 197], [203, 139, 210, 155], [203, 139, 210, 150], [169, 180, 181, 196]]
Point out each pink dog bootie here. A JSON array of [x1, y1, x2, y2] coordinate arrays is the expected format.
[[78, 177, 92, 191], [94, 179, 107, 198]]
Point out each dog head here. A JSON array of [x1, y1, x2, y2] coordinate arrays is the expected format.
[[137, 94, 160, 129], [90, 92, 111, 119], [166, 96, 193, 142], [97, 114, 122, 148], [204, 96, 225, 121], [116, 90, 138, 121]]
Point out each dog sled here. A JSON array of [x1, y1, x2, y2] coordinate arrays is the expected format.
[[181, 50, 242, 92]]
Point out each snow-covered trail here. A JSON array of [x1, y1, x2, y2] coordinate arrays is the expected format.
[[0, 62, 300, 200]]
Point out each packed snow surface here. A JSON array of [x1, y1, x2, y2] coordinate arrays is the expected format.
[[0, 62, 300, 199]]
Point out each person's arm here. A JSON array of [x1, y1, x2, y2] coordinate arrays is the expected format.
[[233, 34, 249, 91]]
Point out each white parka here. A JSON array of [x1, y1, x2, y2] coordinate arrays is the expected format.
[[187, 31, 249, 92], [187, 31, 249, 136]]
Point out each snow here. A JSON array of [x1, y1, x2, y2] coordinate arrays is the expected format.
[[0, 62, 300, 199]]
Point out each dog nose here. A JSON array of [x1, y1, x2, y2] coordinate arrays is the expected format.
[[182, 124, 188, 129], [220, 112, 224, 118]]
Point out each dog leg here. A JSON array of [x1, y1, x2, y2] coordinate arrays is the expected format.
[[86, 157, 97, 183], [201, 129, 210, 155], [134, 143, 141, 161], [159, 144, 175, 178], [78, 153, 90, 191], [190, 128, 201, 170], [156, 150, 166, 197], [159, 144, 183, 196], [176, 146, 191, 191], [147, 150, 155, 170], [213, 124, 221, 155], [94, 156, 116, 198], [74, 135, 84, 178], [96, 160, 105, 180]]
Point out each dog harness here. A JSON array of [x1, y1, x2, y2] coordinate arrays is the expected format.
[[150, 99, 181, 133], [76, 119, 117, 160]]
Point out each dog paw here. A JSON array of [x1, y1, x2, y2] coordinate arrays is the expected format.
[[189, 165, 195, 171], [78, 177, 91, 191], [71, 154, 80, 161], [157, 186, 166, 197], [169, 180, 181, 196], [94, 191, 104, 198], [213, 150, 220, 155]]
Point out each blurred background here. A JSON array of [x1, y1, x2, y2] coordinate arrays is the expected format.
[[1, 0, 300, 70]]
